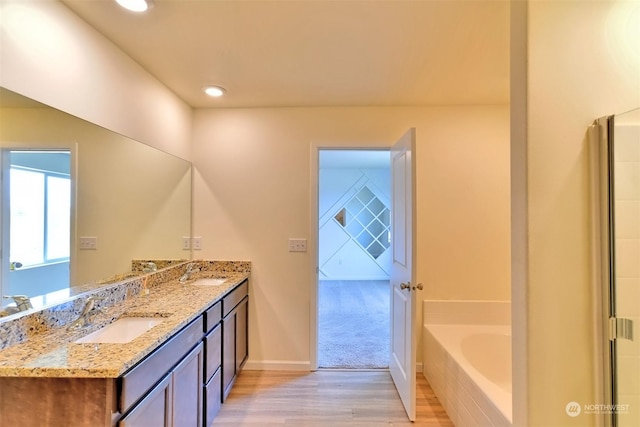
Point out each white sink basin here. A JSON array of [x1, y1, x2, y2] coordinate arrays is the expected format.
[[192, 278, 226, 286], [75, 317, 162, 344]]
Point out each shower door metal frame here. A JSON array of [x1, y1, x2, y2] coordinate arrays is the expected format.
[[595, 114, 617, 427], [592, 115, 615, 427]]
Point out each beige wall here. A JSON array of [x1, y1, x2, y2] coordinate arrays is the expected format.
[[192, 106, 510, 368], [514, 1, 640, 426], [0, 0, 192, 160]]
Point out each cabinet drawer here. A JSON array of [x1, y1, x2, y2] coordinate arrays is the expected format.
[[222, 280, 248, 317], [205, 301, 221, 332], [204, 323, 222, 383], [118, 373, 172, 427], [119, 316, 203, 413]]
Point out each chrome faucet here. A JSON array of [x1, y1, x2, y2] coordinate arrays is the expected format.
[[3, 295, 33, 312], [67, 296, 103, 330], [179, 263, 200, 283]]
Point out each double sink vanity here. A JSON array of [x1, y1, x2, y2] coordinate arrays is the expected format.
[[0, 260, 250, 427]]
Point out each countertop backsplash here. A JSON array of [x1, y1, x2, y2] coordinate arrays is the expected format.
[[0, 260, 251, 351]]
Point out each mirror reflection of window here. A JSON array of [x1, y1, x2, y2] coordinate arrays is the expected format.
[[8, 151, 71, 267]]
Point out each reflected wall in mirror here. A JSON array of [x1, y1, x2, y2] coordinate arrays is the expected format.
[[0, 87, 192, 315]]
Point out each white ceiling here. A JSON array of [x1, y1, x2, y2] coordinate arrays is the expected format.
[[60, 0, 509, 109]]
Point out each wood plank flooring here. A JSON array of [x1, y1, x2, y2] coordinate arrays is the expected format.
[[212, 370, 453, 426]]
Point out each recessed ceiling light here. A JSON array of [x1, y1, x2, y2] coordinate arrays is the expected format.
[[115, 0, 153, 13], [204, 86, 226, 97]]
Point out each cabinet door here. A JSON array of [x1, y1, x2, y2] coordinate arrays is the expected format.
[[236, 297, 248, 371], [204, 368, 222, 427], [222, 295, 249, 401], [172, 342, 203, 427], [119, 374, 172, 427], [222, 311, 236, 401]]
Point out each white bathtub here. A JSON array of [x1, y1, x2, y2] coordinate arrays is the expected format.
[[422, 301, 512, 427]]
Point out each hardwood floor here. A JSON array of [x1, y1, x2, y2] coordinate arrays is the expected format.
[[212, 370, 453, 426]]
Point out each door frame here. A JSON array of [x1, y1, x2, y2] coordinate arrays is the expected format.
[[309, 142, 391, 371]]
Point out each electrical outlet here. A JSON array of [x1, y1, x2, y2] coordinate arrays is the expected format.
[[193, 237, 202, 251], [288, 238, 307, 252], [79, 236, 98, 250], [182, 237, 191, 250]]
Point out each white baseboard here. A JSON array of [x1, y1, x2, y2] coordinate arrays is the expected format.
[[318, 277, 390, 281], [243, 359, 311, 371], [243, 360, 424, 374]]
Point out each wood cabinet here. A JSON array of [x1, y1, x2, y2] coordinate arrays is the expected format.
[[0, 377, 118, 427], [0, 279, 249, 427], [222, 280, 249, 401], [0, 319, 204, 427], [119, 319, 203, 427], [119, 342, 203, 427], [119, 317, 203, 414]]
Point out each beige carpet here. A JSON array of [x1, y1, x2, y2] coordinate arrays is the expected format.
[[318, 280, 390, 369]]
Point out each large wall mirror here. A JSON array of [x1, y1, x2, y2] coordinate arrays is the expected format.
[[0, 87, 192, 318]]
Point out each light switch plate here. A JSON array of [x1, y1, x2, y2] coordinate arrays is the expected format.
[[79, 236, 98, 250], [182, 237, 191, 250], [288, 238, 307, 252], [193, 237, 202, 251]]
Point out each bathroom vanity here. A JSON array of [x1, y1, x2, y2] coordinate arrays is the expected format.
[[0, 261, 249, 427]]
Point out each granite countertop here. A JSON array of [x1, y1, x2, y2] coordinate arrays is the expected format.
[[0, 270, 248, 379]]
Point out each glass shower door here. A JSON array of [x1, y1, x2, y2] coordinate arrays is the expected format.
[[611, 108, 640, 427]]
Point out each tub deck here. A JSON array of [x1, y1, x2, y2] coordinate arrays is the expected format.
[[422, 300, 512, 427]]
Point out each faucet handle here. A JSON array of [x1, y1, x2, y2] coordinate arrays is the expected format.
[[4, 294, 29, 301], [142, 261, 157, 272]]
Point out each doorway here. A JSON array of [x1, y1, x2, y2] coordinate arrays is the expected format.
[[316, 149, 391, 369]]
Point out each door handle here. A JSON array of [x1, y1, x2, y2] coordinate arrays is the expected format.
[[400, 282, 411, 290], [412, 283, 423, 291]]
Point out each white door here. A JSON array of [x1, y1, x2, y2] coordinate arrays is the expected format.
[[389, 129, 417, 420]]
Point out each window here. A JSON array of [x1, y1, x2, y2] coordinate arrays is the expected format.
[[10, 162, 70, 267]]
